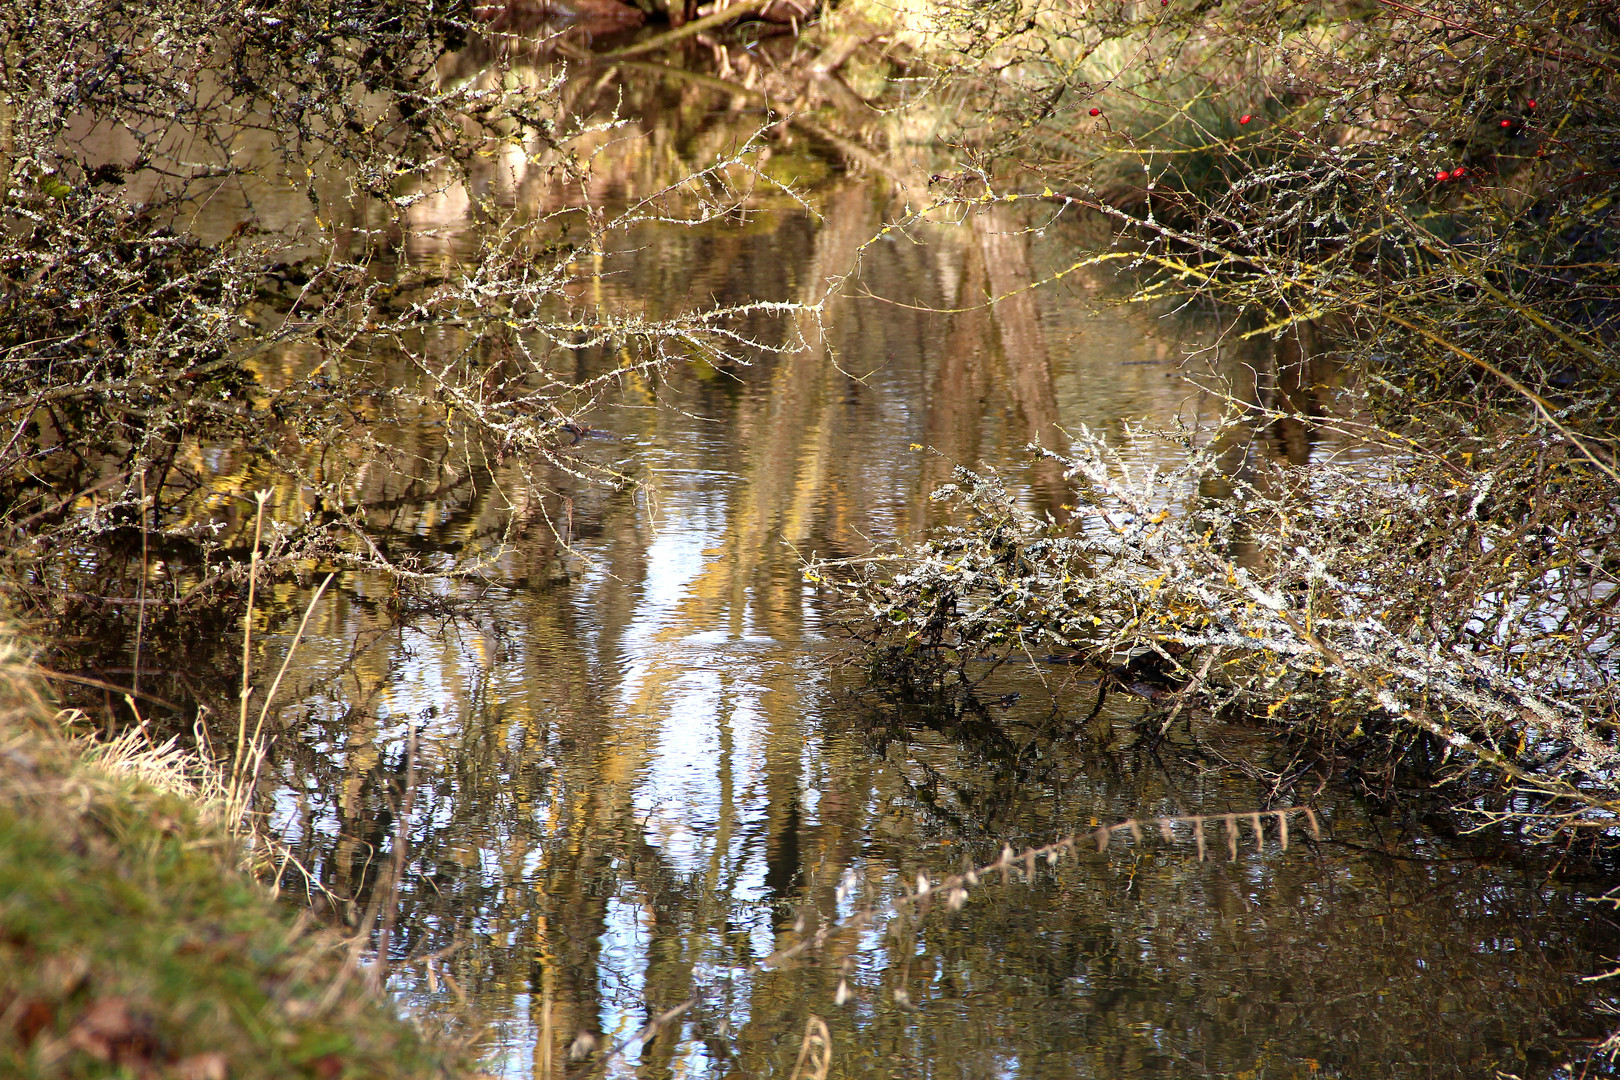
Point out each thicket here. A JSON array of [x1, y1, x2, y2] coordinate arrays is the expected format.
[[825, 0, 1620, 858], [0, 0, 812, 683]]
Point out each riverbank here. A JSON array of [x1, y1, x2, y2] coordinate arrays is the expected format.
[[0, 635, 479, 1080]]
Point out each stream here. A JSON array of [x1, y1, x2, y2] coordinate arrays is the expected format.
[[197, 44, 1620, 1080]]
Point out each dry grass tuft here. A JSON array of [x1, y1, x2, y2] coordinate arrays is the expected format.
[[0, 624, 482, 1080]]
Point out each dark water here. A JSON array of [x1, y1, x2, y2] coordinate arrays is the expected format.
[[203, 47, 1620, 1080]]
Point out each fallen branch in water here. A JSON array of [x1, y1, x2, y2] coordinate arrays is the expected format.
[[597, 0, 777, 59], [820, 415, 1620, 847], [580, 805, 1320, 1072]]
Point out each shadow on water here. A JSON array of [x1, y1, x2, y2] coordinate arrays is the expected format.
[[49, 25, 1620, 1080]]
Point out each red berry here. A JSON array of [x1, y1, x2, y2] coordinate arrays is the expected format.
[[1090, 108, 1101, 116], [1239, 114, 1252, 124], [1160, 0, 1168, 6], [1451, 167, 1466, 180], [1436, 168, 1449, 182], [1526, 98, 1537, 109], [1500, 119, 1512, 128]]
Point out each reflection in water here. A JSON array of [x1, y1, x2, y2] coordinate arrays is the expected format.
[[233, 46, 1620, 1080]]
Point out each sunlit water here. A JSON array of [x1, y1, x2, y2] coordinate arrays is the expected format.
[[233, 53, 1620, 1080]]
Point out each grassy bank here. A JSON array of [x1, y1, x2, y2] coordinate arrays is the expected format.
[[0, 638, 476, 1080]]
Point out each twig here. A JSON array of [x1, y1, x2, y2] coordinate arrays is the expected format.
[[237, 572, 338, 817], [597, 0, 776, 59], [133, 473, 147, 698], [23, 667, 183, 712], [230, 490, 270, 797], [371, 725, 418, 993]]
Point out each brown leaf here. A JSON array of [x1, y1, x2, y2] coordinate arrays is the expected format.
[[15, 998, 56, 1046], [171, 1051, 229, 1080], [309, 1052, 344, 1080], [68, 997, 157, 1065]]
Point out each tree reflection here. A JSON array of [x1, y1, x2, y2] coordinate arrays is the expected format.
[[241, 45, 1615, 1080]]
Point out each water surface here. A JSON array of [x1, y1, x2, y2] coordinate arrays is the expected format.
[[228, 47, 1620, 1080]]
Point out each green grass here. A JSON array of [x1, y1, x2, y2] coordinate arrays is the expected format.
[[0, 649, 477, 1080]]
